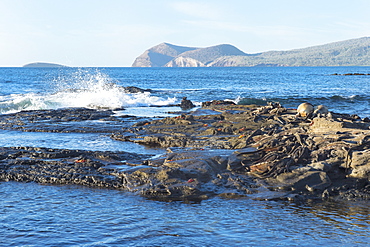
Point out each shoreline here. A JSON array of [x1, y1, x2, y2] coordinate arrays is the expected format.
[[0, 102, 369, 202]]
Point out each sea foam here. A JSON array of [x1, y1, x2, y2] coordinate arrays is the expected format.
[[0, 69, 177, 114]]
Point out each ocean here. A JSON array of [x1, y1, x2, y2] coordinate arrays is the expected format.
[[0, 67, 369, 246]]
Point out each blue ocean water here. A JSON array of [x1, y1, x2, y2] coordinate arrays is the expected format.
[[2, 67, 370, 116], [1, 67, 370, 246], [1, 182, 369, 246]]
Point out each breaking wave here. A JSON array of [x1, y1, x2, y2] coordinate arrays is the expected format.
[[0, 69, 177, 114]]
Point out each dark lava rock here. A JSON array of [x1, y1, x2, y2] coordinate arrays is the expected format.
[[2, 103, 370, 202], [0, 107, 139, 133], [332, 73, 370, 76], [111, 103, 370, 201], [180, 97, 195, 110], [202, 100, 236, 107], [0, 146, 151, 189], [123, 86, 152, 93], [122, 149, 258, 201], [0, 146, 258, 201]]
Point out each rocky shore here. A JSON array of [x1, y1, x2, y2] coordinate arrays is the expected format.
[[1, 101, 369, 202]]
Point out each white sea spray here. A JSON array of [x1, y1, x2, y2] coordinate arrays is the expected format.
[[0, 69, 177, 114]]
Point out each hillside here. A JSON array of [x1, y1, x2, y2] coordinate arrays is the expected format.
[[178, 44, 246, 64], [131, 43, 197, 67], [132, 37, 370, 67], [132, 43, 246, 67]]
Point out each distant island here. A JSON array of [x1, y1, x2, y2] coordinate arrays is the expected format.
[[132, 37, 370, 67], [23, 62, 67, 68]]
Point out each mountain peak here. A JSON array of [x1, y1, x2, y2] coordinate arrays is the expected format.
[[132, 43, 245, 67]]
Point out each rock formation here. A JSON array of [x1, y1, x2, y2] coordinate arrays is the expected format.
[[1, 102, 369, 202]]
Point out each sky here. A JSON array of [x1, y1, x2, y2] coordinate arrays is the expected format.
[[1, 0, 370, 67]]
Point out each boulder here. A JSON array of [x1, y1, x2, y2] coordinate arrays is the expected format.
[[310, 116, 370, 132], [347, 150, 370, 179], [180, 97, 196, 110]]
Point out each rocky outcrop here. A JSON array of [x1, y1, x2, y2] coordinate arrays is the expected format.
[[180, 97, 196, 110], [1, 102, 370, 202], [111, 102, 370, 201], [0, 147, 151, 188], [0, 107, 139, 133]]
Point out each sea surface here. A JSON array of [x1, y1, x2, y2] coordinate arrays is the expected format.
[[0, 67, 370, 246]]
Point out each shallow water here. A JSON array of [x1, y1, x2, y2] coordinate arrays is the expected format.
[[0, 129, 164, 155], [1, 67, 370, 246], [1, 182, 369, 246]]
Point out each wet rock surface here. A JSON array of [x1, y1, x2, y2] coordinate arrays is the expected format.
[[1, 102, 370, 202], [0, 146, 151, 188], [111, 101, 370, 201], [0, 107, 141, 133]]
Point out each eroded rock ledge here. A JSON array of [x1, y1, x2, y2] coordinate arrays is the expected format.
[[1, 102, 370, 202], [111, 101, 370, 201], [0, 147, 151, 188]]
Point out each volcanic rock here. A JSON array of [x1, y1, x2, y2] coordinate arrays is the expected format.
[[1, 102, 370, 202]]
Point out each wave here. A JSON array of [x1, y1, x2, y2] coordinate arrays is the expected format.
[[0, 69, 177, 114]]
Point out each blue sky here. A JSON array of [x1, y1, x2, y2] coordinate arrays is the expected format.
[[1, 0, 369, 67]]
